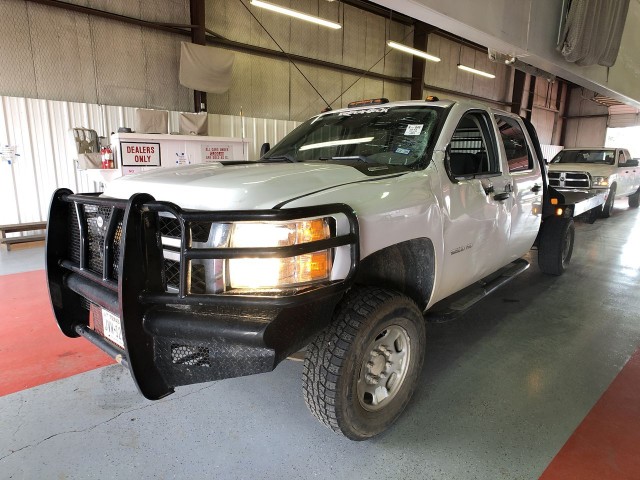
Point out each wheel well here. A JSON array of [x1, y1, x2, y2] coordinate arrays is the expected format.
[[354, 238, 435, 310]]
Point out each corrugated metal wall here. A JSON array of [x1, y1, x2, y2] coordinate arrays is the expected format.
[[608, 104, 640, 128], [0, 96, 299, 225], [206, 1, 414, 121], [564, 88, 608, 147], [540, 144, 563, 161], [530, 80, 561, 145], [1, 0, 519, 123], [0, 0, 192, 111], [424, 35, 513, 106]]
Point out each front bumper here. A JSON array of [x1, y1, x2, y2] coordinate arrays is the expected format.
[[46, 189, 359, 400]]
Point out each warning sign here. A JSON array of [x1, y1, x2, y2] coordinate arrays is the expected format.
[[202, 144, 232, 163], [121, 142, 161, 167]]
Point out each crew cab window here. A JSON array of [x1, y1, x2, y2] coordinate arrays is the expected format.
[[448, 111, 499, 176], [495, 115, 533, 172]]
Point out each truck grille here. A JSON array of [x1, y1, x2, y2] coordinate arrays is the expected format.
[[67, 203, 124, 281], [548, 171, 590, 188], [67, 202, 206, 291]]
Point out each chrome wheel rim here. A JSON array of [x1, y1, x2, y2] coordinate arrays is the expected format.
[[357, 324, 411, 412]]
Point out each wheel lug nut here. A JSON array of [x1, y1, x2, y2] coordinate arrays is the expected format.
[[367, 361, 375, 368], [386, 361, 392, 369], [365, 374, 378, 384]]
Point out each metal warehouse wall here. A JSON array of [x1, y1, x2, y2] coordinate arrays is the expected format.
[[205, 1, 414, 121], [0, 0, 192, 111], [564, 88, 608, 148], [0, 95, 299, 225], [0, 0, 517, 122], [423, 35, 512, 107]]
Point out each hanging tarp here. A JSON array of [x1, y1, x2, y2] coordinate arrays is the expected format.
[[557, 0, 630, 67], [179, 42, 235, 93]]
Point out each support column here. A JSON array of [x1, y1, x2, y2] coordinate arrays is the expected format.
[[190, 0, 207, 112], [410, 22, 429, 100], [511, 69, 526, 115]]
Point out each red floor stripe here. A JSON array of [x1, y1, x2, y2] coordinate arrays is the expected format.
[[539, 348, 640, 480], [0, 270, 113, 397]]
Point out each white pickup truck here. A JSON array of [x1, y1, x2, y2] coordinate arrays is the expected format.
[[549, 147, 640, 217], [46, 99, 600, 440]]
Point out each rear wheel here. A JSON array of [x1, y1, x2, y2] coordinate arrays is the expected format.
[[629, 189, 640, 208], [538, 217, 575, 276], [601, 184, 617, 217], [303, 287, 426, 440]]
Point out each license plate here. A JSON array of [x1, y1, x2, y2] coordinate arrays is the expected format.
[[102, 308, 124, 349]]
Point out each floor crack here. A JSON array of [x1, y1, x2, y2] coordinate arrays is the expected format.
[[0, 382, 217, 463]]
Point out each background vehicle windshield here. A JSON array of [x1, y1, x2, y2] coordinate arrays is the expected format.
[[551, 149, 616, 165], [263, 106, 442, 168]]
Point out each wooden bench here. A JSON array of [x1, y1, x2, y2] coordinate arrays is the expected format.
[[0, 221, 47, 251]]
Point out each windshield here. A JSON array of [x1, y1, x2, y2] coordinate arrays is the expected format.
[[550, 149, 616, 165], [263, 106, 442, 168]]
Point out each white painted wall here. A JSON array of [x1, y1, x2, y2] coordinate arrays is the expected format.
[[373, 0, 640, 108], [0, 96, 299, 225]]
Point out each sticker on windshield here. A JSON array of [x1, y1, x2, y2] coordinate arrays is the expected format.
[[404, 124, 424, 135], [338, 107, 389, 116], [395, 147, 411, 155]]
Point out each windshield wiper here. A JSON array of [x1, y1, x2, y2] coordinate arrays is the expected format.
[[318, 155, 376, 164], [262, 154, 298, 163]]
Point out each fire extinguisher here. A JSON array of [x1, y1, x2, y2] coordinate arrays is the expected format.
[[106, 146, 114, 169], [101, 146, 108, 169], [101, 146, 114, 169]]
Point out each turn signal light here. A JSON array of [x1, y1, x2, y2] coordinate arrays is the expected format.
[[550, 198, 559, 205]]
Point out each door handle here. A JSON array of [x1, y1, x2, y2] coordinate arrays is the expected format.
[[493, 192, 510, 201], [531, 184, 541, 193]]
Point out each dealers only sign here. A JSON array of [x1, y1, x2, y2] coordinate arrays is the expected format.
[[120, 142, 161, 167]]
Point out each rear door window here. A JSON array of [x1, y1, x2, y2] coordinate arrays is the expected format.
[[495, 115, 533, 172]]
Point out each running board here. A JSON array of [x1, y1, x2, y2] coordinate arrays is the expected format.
[[426, 259, 530, 322]]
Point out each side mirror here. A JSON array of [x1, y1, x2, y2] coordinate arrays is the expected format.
[[260, 142, 271, 157], [626, 159, 639, 167]]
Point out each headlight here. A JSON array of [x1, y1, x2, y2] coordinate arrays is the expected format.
[[228, 218, 332, 289], [592, 176, 609, 187]]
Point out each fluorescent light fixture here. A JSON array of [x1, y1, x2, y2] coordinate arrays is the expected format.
[[250, 0, 342, 29], [457, 64, 495, 79], [387, 41, 441, 62], [299, 137, 375, 151]]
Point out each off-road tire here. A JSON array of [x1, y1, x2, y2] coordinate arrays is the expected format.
[[629, 189, 640, 209], [302, 286, 426, 440], [538, 217, 575, 276], [601, 184, 617, 218]]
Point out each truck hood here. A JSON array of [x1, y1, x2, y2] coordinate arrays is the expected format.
[[103, 162, 404, 210], [548, 164, 614, 176]]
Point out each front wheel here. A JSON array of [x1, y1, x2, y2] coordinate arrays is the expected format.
[[629, 188, 640, 209], [538, 217, 575, 276], [303, 287, 426, 440], [601, 184, 617, 217]]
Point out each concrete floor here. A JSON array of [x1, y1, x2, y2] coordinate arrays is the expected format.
[[2, 199, 640, 479]]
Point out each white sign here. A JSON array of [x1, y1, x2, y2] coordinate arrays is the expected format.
[[202, 143, 232, 163], [404, 124, 424, 136], [121, 142, 161, 166]]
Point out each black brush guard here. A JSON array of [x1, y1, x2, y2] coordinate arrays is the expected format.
[[46, 189, 359, 400]]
